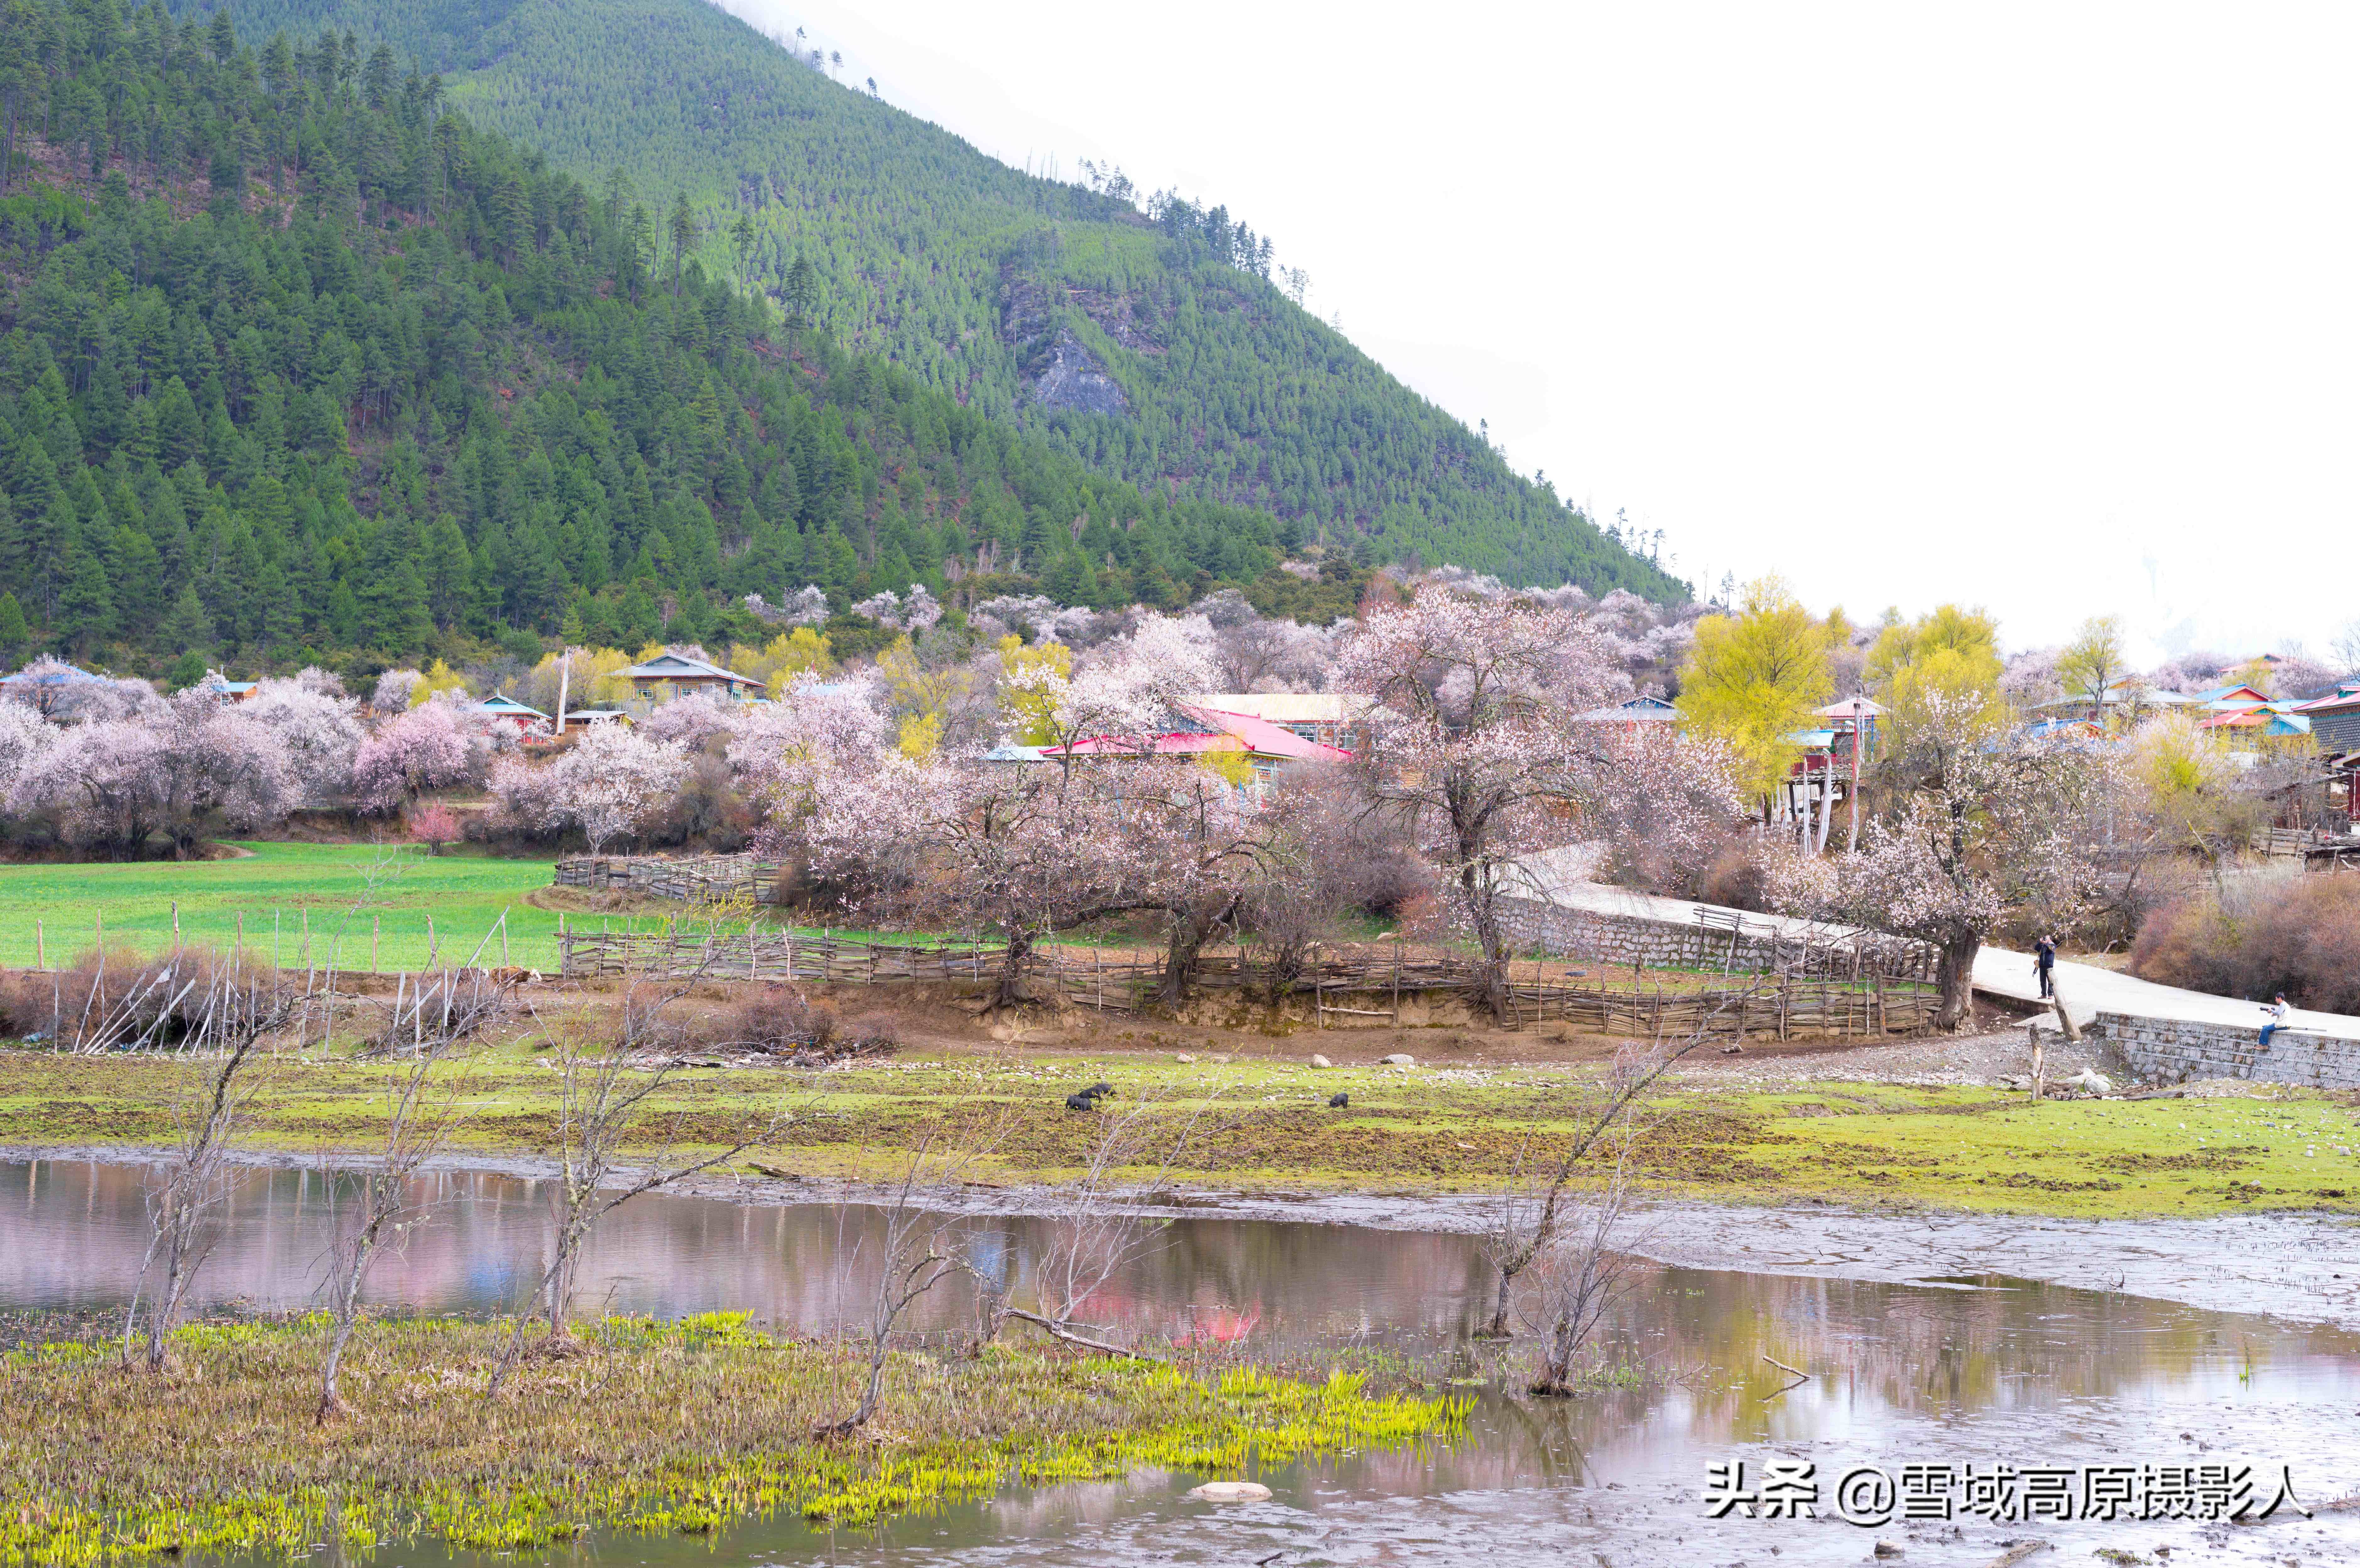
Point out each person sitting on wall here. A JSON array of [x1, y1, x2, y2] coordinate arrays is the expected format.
[[2260, 993, 2291, 1049]]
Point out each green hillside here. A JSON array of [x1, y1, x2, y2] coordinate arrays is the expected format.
[[0, 0, 1361, 683], [171, 0, 1685, 599]]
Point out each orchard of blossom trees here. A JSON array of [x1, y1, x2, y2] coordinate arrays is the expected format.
[[3, 562, 2264, 1039]]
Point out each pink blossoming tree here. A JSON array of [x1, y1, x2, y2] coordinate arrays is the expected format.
[[1336, 586, 1740, 1016], [1768, 690, 2116, 1029], [350, 700, 481, 816]]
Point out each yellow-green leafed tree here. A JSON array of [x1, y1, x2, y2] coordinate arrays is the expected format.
[[1867, 604, 2006, 735], [1678, 575, 1833, 811], [2057, 615, 2131, 725], [410, 658, 472, 705], [878, 635, 965, 760], [995, 634, 1073, 746], [730, 628, 835, 692], [523, 647, 639, 712], [2130, 714, 2262, 866]]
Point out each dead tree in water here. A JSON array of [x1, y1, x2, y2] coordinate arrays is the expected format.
[[1524, 1138, 1644, 1396], [317, 1038, 471, 1420], [1478, 978, 1759, 1337], [977, 1080, 1221, 1357], [818, 1102, 1009, 1437], [488, 985, 777, 1395], [124, 1037, 261, 1370]]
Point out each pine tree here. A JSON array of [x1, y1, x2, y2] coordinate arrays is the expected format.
[[158, 582, 215, 655], [667, 190, 695, 297], [57, 546, 116, 655]]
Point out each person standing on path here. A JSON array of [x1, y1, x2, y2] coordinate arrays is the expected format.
[[2260, 993, 2290, 1049], [2034, 935, 2057, 1000]]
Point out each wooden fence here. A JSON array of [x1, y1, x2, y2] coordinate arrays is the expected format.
[[553, 854, 783, 904], [556, 928, 1005, 983], [554, 929, 1936, 1040]]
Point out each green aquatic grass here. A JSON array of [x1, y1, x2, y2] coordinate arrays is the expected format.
[[0, 1313, 1465, 1566]]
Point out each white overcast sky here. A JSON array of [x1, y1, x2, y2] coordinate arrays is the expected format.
[[714, 0, 2360, 664]]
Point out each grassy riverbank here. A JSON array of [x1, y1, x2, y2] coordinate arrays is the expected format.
[[0, 1313, 1460, 1566], [3, 1040, 2355, 1221]]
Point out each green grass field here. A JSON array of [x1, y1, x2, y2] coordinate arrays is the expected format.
[[0, 844, 1024, 974], [0, 844, 590, 972]]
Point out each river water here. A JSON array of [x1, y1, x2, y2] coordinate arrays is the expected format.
[[6, 1157, 2359, 1565]]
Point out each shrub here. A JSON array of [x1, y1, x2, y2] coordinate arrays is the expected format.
[[0, 944, 254, 1049], [2130, 871, 2360, 1012]]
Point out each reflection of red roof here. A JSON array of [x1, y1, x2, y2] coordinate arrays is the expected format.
[[1044, 704, 1353, 762]]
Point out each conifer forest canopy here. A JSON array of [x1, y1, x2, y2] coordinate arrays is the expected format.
[[0, 0, 1682, 683]]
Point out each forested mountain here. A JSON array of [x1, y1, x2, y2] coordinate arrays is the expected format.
[[163, 0, 1685, 598], [0, 0, 1371, 682]]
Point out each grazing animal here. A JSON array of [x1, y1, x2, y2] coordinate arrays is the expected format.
[[1082, 1081, 1115, 1098], [1064, 1092, 1101, 1112], [1328, 1092, 1349, 1108]]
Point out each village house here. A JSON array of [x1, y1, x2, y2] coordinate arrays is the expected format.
[[476, 693, 551, 733], [1032, 702, 1352, 798], [1179, 692, 1376, 749], [622, 652, 768, 712]]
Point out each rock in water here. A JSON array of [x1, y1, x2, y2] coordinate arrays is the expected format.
[[1187, 1480, 1272, 1503], [1309, 1054, 1332, 1069], [1379, 1053, 1415, 1067]]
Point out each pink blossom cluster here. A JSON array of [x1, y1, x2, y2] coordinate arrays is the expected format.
[[1335, 585, 1741, 973], [489, 724, 692, 854]]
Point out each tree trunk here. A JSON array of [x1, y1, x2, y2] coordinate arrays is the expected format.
[[992, 932, 1034, 1012], [1461, 865, 1513, 1021], [1156, 894, 1235, 1006], [1486, 1265, 1514, 1337], [1936, 932, 1981, 1032]]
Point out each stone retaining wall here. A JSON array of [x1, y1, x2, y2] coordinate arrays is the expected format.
[[1494, 895, 1932, 981], [2096, 1011, 2360, 1091]]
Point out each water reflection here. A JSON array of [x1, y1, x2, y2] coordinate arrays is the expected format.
[[8, 1158, 2360, 1565]]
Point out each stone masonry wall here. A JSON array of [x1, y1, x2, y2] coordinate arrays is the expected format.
[[1493, 895, 1931, 979], [1496, 896, 1773, 970], [2097, 1011, 2360, 1091]]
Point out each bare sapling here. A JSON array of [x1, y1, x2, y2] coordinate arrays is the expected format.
[[123, 1036, 261, 1370], [818, 1103, 1008, 1437], [316, 1037, 471, 1420], [488, 984, 781, 1395], [1525, 1130, 1643, 1397], [986, 1081, 1218, 1357], [1478, 975, 1762, 1337]]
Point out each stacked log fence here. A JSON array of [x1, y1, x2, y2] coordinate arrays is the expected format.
[[556, 929, 1936, 1040], [553, 854, 781, 904]]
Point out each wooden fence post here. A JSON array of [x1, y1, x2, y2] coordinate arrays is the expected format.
[[34, 918, 43, 971]]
